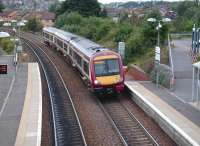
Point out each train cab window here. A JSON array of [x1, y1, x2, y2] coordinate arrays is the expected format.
[[94, 59, 119, 77], [83, 61, 89, 75]]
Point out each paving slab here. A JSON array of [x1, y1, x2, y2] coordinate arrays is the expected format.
[[171, 39, 193, 103], [0, 61, 28, 146], [126, 81, 200, 146], [139, 81, 200, 127], [15, 63, 42, 146]]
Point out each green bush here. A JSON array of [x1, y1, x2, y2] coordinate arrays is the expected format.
[[0, 38, 14, 54], [171, 1, 200, 32], [62, 24, 81, 34], [125, 33, 144, 63], [55, 11, 169, 65], [115, 23, 133, 42], [150, 64, 173, 88]]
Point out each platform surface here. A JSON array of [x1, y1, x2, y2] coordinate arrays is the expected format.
[[0, 56, 42, 146], [15, 63, 42, 146], [171, 39, 193, 102], [125, 80, 200, 146], [0, 59, 28, 146]]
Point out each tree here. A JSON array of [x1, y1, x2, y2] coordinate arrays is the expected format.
[[0, 2, 4, 12], [176, 1, 194, 16], [25, 17, 42, 32], [57, 0, 102, 17], [0, 38, 14, 54], [49, 2, 60, 13], [114, 23, 133, 42], [142, 10, 169, 46]]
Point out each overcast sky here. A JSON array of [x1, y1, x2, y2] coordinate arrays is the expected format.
[[98, 0, 183, 4], [98, 0, 136, 4]]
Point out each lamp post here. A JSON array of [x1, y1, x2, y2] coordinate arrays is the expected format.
[[147, 17, 171, 87], [147, 17, 171, 47], [17, 21, 25, 39], [9, 20, 26, 66]]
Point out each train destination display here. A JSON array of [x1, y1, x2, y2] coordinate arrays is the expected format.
[[0, 64, 7, 74]]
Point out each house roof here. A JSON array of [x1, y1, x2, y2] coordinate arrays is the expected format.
[[23, 11, 55, 20]]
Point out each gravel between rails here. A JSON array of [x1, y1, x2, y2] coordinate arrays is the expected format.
[[22, 33, 124, 146], [119, 92, 177, 146]]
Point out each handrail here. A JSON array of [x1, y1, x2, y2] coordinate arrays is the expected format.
[[171, 33, 192, 36], [168, 34, 175, 90]]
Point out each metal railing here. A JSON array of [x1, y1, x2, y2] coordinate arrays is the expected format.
[[171, 33, 192, 37], [168, 34, 175, 90]]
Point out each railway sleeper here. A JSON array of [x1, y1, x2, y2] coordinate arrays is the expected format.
[[132, 140, 153, 145]]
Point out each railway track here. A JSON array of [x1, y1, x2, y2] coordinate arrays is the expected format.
[[98, 96, 159, 146], [21, 32, 176, 146], [23, 32, 158, 146], [21, 38, 87, 146]]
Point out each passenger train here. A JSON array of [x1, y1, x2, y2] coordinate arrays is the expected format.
[[42, 27, 124, 93]]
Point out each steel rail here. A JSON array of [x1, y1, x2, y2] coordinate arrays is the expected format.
[[99, 97, 159, 146], [95, 98, 128, 146], [22, 38, 87, 146], [120, 101, 159, 146], [22, 41, 58, 146]]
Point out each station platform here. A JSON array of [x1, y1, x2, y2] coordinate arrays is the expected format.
[[0, 59, 42, 146], [125, 81, 200, 146]]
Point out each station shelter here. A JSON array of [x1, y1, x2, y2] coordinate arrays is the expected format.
[[192, 61, 200, 105]]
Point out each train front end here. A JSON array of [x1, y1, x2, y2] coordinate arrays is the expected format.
[[90, 51, 124, 94]]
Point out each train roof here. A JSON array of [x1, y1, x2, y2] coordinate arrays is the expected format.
[[43, 27, 109, 58], [43, 27, 77, 42]]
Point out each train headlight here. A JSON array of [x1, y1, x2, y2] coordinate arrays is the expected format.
[[94, 80, 100, 85]]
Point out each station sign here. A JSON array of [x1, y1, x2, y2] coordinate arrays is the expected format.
[[118, 42, 125, 59], [155, 46, 160, 63], [0, 64, 7, 74], [17, 45, 23, 53]]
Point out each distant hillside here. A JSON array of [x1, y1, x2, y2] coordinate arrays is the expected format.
[[104, 2, 124, 8], [104, 1, 150, 9], [104, 1, 173, 9], [119, 2, 143, 9]]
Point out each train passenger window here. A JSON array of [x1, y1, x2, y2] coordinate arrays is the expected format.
[[57, 39, 63, 48], [44, 33, 48, 39], [50, 35, 53, 41], [83, 61, 89, 75], [64, 43, 68, 51], [75, 53, 82, 66], [69, 48, 73, 56]]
